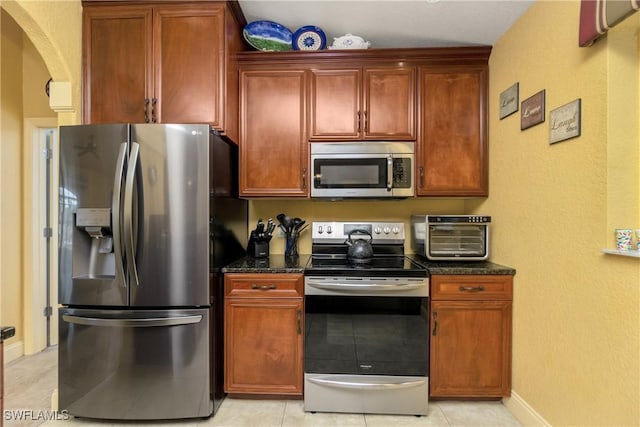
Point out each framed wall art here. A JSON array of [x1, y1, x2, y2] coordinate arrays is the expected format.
[[521, 90, 545, 130], [549, 98, 581, 144], [499, 82, 519, 119]]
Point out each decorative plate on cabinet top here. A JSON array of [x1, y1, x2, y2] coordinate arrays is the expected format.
[[292, 25, 326, 50], [243, 20, 293, 52], [328, 33, 371, 50]]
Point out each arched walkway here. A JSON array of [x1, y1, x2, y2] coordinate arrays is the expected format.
[[1, 0, 81, 356]]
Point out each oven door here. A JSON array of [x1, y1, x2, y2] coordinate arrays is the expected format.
[[304, 276, 429, 415], [311, 154, 413, 198]]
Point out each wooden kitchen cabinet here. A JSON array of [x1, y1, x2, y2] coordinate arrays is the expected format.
[[416, 67, 488, 196], [224, 273, 304, 396], [309, 67, 416, 140], [82, 1, 245, 140], [429, 275, 512, 398], [238, 68, 308, 197]]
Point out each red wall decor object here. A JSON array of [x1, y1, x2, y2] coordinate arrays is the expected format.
[[579, 0, 639, 46]]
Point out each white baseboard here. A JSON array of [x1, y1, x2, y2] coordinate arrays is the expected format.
[[3, 340, 24, 364], [503, 391, 551, 426]]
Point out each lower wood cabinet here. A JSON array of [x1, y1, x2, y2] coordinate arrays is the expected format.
[[429, 275, 513, 398], [224, 273, 304, 396]]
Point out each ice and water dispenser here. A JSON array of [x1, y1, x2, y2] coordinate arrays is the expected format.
[[72, 207, 115, 281]]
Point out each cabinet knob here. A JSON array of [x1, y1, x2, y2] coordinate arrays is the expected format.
[[251, 284, 277, 290], [419, 166, 424, 189], [432, 311, 438, 336], [302, 167, 307, 190], [151, 98, 158, 123], [357, 111, 362, 133], [363, 110, 368, 133], [144, 99, 150, 123], [459, 285, 485, 292]]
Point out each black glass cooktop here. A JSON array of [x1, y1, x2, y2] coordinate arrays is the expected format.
[[305, 255, 428, 278]]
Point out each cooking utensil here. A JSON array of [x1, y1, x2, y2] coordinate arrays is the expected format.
[[345, 229, 374, 263]]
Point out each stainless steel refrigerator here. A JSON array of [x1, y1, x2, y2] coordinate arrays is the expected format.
[[58, 124, 247, 420]]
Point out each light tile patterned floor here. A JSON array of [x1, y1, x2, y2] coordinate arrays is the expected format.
[[4, 347, 522, 427]]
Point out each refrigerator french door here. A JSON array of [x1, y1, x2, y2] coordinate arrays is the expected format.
[[58, 124, 212, 420]]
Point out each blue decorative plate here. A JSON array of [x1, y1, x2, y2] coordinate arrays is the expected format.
[[243, 20, 293, 52], [292, 26, 326, 50]]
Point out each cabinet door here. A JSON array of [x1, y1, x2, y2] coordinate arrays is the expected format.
[[239, 70, 308, 197], [309, 68, 361, 140], [82, 5, 152, 124], [417, 68, 488, 196], [364, 67, 416, 140], [309, 67, 416, 141], [430, 300, 512, 397], [153, 4, 224, 125], [224, 298, 303, 395]]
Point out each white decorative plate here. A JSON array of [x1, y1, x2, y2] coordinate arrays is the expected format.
[[328, 33, 371, 50]]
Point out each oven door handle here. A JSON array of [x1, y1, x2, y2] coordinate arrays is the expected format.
[[305, 280, 426, 292], [308, 376, 427, 390]]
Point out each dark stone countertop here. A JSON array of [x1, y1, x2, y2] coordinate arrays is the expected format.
[[408, 254, 516, 275], [223, 254, 515, 276], [1, 326, 15, 342], [222, 254, 311, 274]]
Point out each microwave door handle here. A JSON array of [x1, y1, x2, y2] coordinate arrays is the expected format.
[[387, 156, 393, 191]]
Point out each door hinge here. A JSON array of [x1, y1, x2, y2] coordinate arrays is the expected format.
[[43, 227, 53, 238], [42, 148, 53, 159], [43, 306, 53, 317]]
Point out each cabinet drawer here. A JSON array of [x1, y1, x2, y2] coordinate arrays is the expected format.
[[430, 275, 512, 300], [225, 273, 303, 298]]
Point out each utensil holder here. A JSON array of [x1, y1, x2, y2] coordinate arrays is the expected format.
[[285, 233, 299, 257]]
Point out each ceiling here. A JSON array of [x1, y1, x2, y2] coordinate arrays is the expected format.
[[237, 0, 535, 49]]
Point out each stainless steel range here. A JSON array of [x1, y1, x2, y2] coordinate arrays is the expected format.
[[304, 221, 429, 416]]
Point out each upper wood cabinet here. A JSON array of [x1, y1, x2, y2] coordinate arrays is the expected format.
[[416, 66, 488, 196], [236, 47, 490, 198], [238, 68, 308, 197], [309, 67, 416, 140], [82, 1, 245, 141]]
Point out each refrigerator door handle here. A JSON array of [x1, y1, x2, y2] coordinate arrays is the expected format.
[[124, 142, 140, 287], [112, 142, 128, 287], [62, 314, 203, 327]]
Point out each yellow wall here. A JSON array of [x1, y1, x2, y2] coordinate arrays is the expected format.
[[1, 9, 25, 347], [468, 1, 640, 425], [250, 199, 466, 254], [23, 34, 56, 119]]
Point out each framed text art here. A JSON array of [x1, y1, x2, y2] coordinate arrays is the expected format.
[[549, 99, 581, 144], [521, 90, 545, 130], [499, 82, 519, 119]]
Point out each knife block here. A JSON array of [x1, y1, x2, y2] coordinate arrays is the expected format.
[[248, 240, 269, 258]]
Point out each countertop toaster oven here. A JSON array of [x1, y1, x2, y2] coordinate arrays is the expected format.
[[411, 215, 490, 261]]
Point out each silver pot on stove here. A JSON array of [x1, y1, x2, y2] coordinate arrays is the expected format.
[[345, 229, 374, 263]]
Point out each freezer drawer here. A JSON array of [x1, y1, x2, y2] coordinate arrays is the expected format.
[[59, 308, 212, 420]]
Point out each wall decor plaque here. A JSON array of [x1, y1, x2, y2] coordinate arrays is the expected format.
[[521, 90, 545, 130], [549, 99, 581, 144], [499, 82, 519, 119]]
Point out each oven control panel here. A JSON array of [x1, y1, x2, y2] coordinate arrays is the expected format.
[[312, 221, 405, 244]]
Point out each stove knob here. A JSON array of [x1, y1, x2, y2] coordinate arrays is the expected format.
[[383, 226, 390, 234], [374, 226, 382, 235], [392, 226, 400, 234], [318, 226, 324, 234], [327, 226, 332, 234]]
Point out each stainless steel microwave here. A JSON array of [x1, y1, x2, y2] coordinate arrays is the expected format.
[[311, 142, 414, 199], [412, 215, 491, 261]]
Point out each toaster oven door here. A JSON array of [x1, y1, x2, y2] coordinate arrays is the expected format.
[[427, 223, 489, 261]]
